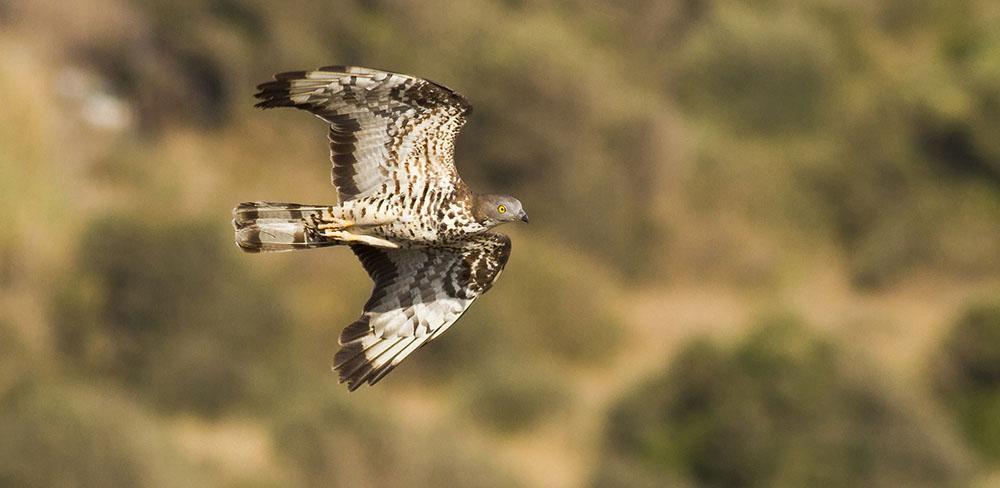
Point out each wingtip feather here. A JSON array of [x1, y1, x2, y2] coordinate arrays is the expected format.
[[332, 333, 425, 391], [339, 317, 372, 345], [273, 70, 308, 81]]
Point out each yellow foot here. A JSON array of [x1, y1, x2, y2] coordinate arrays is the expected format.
[[316, 218, 355, 231], [320, 229, 399, 248]]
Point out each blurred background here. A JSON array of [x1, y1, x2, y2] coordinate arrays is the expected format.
[[2, 0, 999, 486]]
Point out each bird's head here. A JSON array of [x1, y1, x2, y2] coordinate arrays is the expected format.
[[475, 194, 529, 226]]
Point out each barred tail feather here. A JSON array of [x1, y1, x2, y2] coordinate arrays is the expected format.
[[233, 202, 338, 253]]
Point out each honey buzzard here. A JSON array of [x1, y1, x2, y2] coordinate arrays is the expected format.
[[233, 66, 528, 390]]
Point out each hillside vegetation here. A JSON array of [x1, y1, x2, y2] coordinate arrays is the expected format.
[[1, 0, 998, 486]]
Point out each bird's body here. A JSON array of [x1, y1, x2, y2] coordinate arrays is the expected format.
[[233, 66, 527, 390]]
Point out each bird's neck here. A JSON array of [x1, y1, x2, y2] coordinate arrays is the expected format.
[[469, 196, 485, 223], [470, 192, 497, 224]]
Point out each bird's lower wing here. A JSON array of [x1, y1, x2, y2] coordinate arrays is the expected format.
[[334, 233, 511, 390]]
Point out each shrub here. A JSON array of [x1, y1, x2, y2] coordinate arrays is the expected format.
[[933, 301, 1000, 463], [672, 7, 839, 135], [595, 316, 970, 487], [53, 215, 292, 417], [0, 383, 204, 488], [273, 391, 522, 488]]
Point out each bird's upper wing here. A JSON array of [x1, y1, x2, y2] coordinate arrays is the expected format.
[[334, 233, 511, 390], [254, 66, 472, 202]]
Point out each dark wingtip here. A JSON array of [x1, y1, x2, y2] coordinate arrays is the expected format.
[[339, 318, 372, 346], [344, 376, 363, 392], [255, 80, 290, 93], [253, 79, 295, 108], [273, 70, 308, 81], [333, 343, 374, 392], [253, 99, 292, 109]]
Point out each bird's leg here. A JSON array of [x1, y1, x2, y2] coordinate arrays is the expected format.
[[305, 208, 356, 231], [316, 217, 355, 231], [311, 212, 398, 231], [304, 212, 397, 248], [302, 205, 401, 248], [319, 229, 399, 248]]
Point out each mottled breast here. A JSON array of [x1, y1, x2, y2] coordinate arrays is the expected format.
[[340, 184, 484, 245]]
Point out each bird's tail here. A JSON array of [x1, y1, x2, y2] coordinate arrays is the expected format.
[[233, 202, 340, 253]]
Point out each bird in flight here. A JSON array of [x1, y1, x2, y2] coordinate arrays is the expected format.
[[233, 66, 528, 390]]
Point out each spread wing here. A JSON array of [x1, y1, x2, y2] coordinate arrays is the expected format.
[[334, 233, 511, 390], [254, 66, 472, 202]]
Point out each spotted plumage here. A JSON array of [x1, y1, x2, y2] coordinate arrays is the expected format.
[[233, 66, 528, 390]]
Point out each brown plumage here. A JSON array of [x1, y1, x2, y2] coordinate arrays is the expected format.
[[233, 66, 527, 390]]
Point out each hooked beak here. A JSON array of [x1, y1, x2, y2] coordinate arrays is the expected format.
[[519, 211, 529, 223]]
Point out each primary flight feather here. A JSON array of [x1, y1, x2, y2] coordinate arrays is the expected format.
[[233, 66, 528, 391]]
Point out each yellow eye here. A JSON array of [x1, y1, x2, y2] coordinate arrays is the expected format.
[[497, 204, 507, 214]]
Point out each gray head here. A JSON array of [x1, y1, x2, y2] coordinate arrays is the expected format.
[[475, 194, 529, 226]]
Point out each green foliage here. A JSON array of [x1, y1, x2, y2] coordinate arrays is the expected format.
[[933, 301, 1000, 463], [654, 1, 1000, 288], [596, 317, 970, 487], [0, 383, 205, 488], [53, 215, 292, 417], [4, 0, 1000, 485], [47, 0, 1000, 285], [673, 7, 840, 135], [273, 391, 521, 488]]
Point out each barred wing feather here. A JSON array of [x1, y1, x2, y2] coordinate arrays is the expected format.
[[334, 233, 511, 390], [254, 66, 471, 202]]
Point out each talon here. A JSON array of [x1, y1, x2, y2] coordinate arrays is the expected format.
[[319, 228, 346, 238], [317, 218, 355, 231], [320, 229, 399, 248]]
